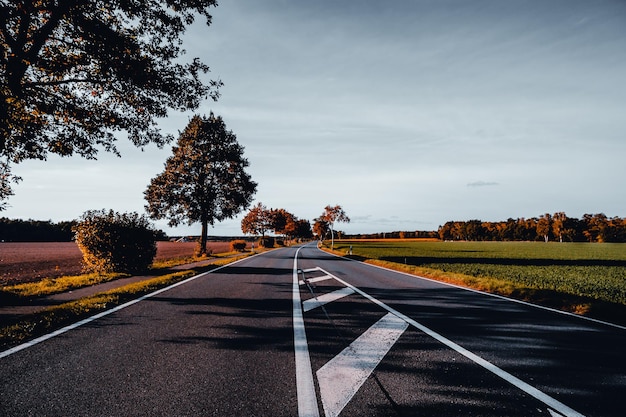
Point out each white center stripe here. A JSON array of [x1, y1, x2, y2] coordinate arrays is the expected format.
[[316, 313, 409, 417], [302, 287, 355, 312]]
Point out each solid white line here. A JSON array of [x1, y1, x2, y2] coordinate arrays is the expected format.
[[292, 247, 321, 417], [302, 287, 355, 312], [321, 268, 586, 417], [0, 255, 256, 360], [317, 313, 408, 417]]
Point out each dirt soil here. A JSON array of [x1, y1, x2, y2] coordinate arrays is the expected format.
[[0, 241, 236, 285]]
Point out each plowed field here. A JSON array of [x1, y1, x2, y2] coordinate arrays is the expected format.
[[0, 241, 233, 285]]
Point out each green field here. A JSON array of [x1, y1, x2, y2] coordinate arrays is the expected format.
[[331, 240, 626, 307]]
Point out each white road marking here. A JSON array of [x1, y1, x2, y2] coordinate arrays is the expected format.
[[299, 275, 333, 286], [0, 259, 250, 360], [317, 313, 408, 417], [356, 254, 626, 331], [302, 287, 355, 312], [322, 268, 586, 417], [292, 247, 321, 417], [307, 275, 333, 284]]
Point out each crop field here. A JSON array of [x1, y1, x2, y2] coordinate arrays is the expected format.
[[0, 241, 234, 286], [332, 240, 626, 307]]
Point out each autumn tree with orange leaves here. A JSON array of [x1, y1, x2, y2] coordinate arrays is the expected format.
[[320, 204, 350, 249]]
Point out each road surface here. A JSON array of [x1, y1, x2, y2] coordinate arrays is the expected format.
[[1, 243, 624, 416]]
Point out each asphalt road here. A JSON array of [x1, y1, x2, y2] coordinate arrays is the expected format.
[[1, 243, 624, 416]]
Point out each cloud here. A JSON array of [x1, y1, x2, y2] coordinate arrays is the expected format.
[[467, 181, 500, 187]]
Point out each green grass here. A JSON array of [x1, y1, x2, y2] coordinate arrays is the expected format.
[[329, 240, 626, 310]]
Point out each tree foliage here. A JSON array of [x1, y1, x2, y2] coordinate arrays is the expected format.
[[241, 203, 312, 243], [145, 113, 257, 255], [313, 217, 329, 240], [73, 209, 157, 274], [0, 160, 19, 210], [240, 202, 273, 238], [438, 212, 626, 243], [0, 0, 222, 203], [319, 204, 350, 249]]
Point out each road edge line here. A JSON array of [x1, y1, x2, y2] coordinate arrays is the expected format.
[[322, 268, 586, 417], [0, 254, 257, 360], [292, 246, 321, 417], [319, 246, 626, 331]]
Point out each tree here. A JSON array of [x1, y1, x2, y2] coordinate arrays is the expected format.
[[313, 217, 329, 241], [241, 202, 273, 238], [583, 213, 608, 243], [271, 208, 296, 238], [292, 219, 313, 241], [320, 204, 350, 249], [145, 113, 256, 256], [1, 0, 222, 203], [0, 160, 19, 211], [536, 213, 552, 243], [551, 212, 568, 243]]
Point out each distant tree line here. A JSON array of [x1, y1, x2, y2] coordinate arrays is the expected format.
[[343, 230, 439, 240], [438, 213, 626, 243], [0, 217, 168, 242], [0, 218, 76, 242]]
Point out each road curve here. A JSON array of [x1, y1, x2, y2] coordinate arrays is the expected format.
[[1, 243, 624, 416]]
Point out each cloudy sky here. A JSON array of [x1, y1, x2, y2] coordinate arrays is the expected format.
[[4, 0, 626, 236]]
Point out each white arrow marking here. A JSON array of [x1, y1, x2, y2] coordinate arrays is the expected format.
[[324, 269, 586, 417], [317, 313, 408, 417], [303, 287, 355, 312]]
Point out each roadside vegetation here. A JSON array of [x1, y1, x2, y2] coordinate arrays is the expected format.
[[0, 246, 257, 350], [324, 240, 626, 324]]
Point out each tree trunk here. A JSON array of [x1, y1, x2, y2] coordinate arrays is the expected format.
[[199, 219, 208, 256]]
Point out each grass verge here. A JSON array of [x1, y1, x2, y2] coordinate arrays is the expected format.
[[0, 252, 255, 351], [321, 241, 626, 326]]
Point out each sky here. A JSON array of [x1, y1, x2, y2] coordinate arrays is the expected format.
[[4, 0, 626, 237]]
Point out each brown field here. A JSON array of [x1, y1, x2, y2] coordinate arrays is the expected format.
[[0, 241, 237, 285]]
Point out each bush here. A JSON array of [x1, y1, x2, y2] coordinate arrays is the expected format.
[[194, 242, 212, 257], [230, 240, 247, 252], [73, 209, 157, 274], [260, 237, 275, 248]]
